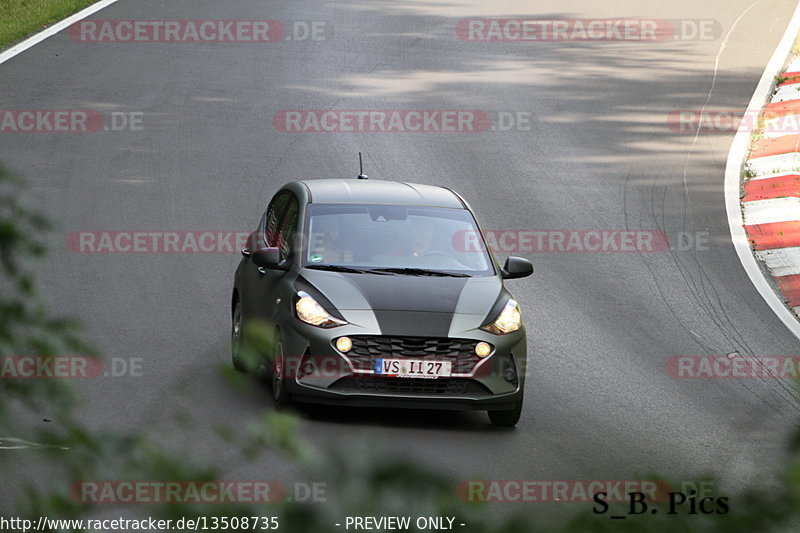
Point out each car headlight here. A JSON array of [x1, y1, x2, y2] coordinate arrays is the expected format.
[[481, 299, 522, 335], [295, 291, 347, 328]]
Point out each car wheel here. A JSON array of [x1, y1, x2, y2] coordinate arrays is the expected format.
[[231, 300, 246, 372], [488, 400, 522, 427], [271, 340, 291, 406]]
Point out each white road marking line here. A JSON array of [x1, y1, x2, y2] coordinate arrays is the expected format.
[[0, 0, 119, 66], [0, 437, 69, 450], [681, 1, 764, 204]]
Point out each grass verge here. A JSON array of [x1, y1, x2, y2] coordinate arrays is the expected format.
[[0, 0, 100, 50]]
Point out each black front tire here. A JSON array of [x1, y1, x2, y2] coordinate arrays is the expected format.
[[271, 340, 291, 407], [231, 300, 246, 372], [488, 400, 522, 427]]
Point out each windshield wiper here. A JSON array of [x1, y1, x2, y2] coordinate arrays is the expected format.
[[306, 264, 392, 275], [369, 267, 470, 277]]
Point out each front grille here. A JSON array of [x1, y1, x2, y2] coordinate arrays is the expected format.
[[343, 335, 484, 374], [330, 376, 491, 396]]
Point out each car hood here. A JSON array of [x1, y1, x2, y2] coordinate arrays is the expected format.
[[296, 269, 504, 317]]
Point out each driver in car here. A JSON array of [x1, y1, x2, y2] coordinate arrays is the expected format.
[[310, 220, 353, 265], [411, 223, 438, 258]]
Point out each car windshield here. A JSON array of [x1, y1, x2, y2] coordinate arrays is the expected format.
[[303, 204, 495, 276]]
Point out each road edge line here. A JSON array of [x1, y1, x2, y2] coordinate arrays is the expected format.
[[0, 0, 119, 66], [725, 0, 800, 340]]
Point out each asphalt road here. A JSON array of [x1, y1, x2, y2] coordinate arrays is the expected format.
[[2, 0, 800, 528]]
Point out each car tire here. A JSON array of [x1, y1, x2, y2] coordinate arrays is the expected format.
[[271, 338, 291, 407], [231, 299, 247, 372], [488, 400, 522, 427]]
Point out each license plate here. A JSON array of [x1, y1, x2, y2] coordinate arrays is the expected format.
[[374, 358, 452, 379]]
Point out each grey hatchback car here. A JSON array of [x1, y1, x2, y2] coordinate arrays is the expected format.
[[231, 178, 532, 426]]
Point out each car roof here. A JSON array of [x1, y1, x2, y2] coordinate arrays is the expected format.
[[298, 179, 465, 208]]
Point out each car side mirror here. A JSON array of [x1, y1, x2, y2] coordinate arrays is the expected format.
[[501, 256, 533, 279], [252, 247, 282, 269], [241, 231, 264, 257]]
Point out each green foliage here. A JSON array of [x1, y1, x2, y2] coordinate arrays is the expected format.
[[0, 0, 99, 49], [0, 166, 90, 426]]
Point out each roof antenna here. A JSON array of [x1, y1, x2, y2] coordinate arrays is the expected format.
[[357, 152, 368, 179]]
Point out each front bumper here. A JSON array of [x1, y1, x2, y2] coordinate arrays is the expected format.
[[279, 315, 527, 411]]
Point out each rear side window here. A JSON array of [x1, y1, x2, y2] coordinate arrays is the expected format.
[[265, 191, 292, 247], [277, 196, 299, 261]]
